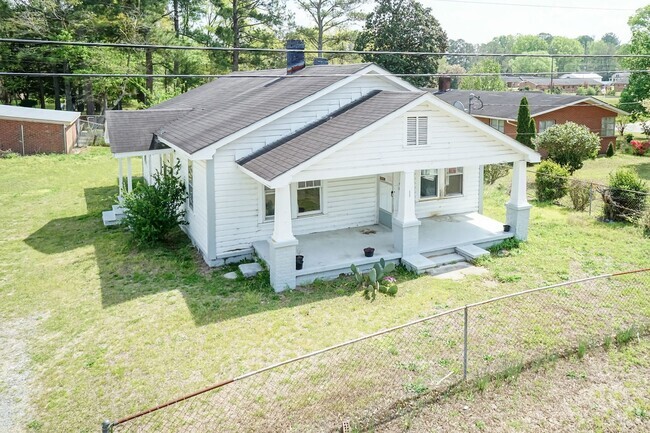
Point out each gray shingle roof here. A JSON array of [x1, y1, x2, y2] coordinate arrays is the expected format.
[[434, 90, 619, 120], [155, 64, 371, 154], [106, 109, 190, 154], [238, 90, 425, 182]]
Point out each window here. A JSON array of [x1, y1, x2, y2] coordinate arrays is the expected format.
[[419, 168, 464, 199], [444, 167, 463, 196], [187, 160, 194, 210], [264, 186, 275, 220], [539, 120, 555, 133], [490, 119, 505, 133], [420, 170, 439, 198], [297, 180, 322, 215], [406, 116, 428, 146], [601, 117, 615, 137]]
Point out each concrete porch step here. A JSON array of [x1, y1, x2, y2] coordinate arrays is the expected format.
[[402, 252, 467, 274], [102, 209, 125, 227], [455, 244, 490, 261], [428, 253, 466, 267], [112, 204, 125, 216]]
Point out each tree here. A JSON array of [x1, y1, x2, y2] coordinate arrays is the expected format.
[[601, 32, 620, 46], [620, 6, 650, 115], [516, 97, 535, 149], [512, 34, 548, 53], [459, 59, 506, 91], [355, 0, 447, 87], [533, 122, 600, 173], [509, 51, 552, 74], [577, 35, 594, 54], [549, 37, 583, 73], [436, 58, 465, 89], [447, 39, 477, 70], [296, 0, 365, 56], [616, 115, 630, 137]]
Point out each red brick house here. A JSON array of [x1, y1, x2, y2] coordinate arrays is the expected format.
[[0, 105, 80, 155], [435, 90, 626, 154]]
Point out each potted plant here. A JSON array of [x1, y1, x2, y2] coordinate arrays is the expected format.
[[363, 247, 375, 257], [503, 224, 511, 232], [295, 255, 304, 270]]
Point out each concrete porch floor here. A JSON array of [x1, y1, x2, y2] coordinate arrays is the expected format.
[[254, 212, 512, 284]]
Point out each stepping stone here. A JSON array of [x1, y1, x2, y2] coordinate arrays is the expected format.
[[223, 271, 238, 280], [238, 262, 263, 278]]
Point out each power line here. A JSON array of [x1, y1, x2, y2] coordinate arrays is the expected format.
[[1, 38, 648, 58], [429, 0, 636, 11]]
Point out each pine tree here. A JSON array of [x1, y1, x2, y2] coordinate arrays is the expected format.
[[516, 97, 535, 149], [606, 142, 615, 157]]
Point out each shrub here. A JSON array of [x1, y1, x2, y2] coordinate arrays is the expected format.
[[483, 163, 511, 185], [606, 142, 614, 157], [535, 160, 570, 202], [602, 168, 648, 222], [122, 161, 188, 245], [533, 122, 600, 173], [625, 133, 634, 144], [630, 140, 650, 156], [640, 210, 650, 238], [568, 179, 591, 211]]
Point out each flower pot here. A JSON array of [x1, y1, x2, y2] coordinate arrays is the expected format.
[[503, 224, 511, 232], [295, 255, 304, 270], [363, 247, 375, 258]]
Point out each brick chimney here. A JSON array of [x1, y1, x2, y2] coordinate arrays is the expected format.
[[286, 40, 306, 74], [438, 76, 452, 92]]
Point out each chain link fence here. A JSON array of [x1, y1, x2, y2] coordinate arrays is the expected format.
[[103, 269, 650, 433]]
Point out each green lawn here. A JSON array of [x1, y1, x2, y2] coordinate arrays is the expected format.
[[0, 148, 648, 432]]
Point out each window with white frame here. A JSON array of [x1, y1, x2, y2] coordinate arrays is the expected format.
[[420, 170, 439, 198], [490, 118, 505, 133], [538, 119, 555, 133], [419, 168, 464, 199], [187, 160, 194, 210], [444, 167, 463, 196], [297, 180, 322, 215], [406, 116, 428, 146], [601, 117, 615, 137], [264, 186, 275, 220]]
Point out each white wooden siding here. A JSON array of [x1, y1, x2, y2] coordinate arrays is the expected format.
[[174, 154, 209, 255], [295, 101, 524, 182]]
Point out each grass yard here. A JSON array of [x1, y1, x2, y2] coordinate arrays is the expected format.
[[0, 148, 649, 432]]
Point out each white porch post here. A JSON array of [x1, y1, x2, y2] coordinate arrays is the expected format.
[[268, 184, 298, 291], [506, 160, 532, 240], [393, 170, 421, 257], [126, 157, 133, 193], [118, 158, 124, 198]]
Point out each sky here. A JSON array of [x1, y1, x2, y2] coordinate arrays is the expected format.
[[292, 0, 649, 45]]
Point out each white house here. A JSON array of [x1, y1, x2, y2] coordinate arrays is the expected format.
[[105, 41, 540, 291]]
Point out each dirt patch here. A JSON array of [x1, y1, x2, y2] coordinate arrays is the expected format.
[[0, 314, 44, 433], [374, 338, 650, 432]]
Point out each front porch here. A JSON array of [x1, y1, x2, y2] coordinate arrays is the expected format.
[[254, 212, 513, 284]]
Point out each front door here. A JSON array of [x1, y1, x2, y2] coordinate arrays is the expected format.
[[379, 173, 395, 228]]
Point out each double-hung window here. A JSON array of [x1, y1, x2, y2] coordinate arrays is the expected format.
[[264, 186, 275, 220], [538, 119, 555, 133], [490, 119, 505, 133], [187, 160, 194, 210], [601, 117, 615, 137], [406, 116, 428, 146], [419, 167, 464, 199], [297, 180, 322, 215]]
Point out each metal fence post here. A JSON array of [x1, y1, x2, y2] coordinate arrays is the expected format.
[[463, 306, 468, 381], [589, 183, 594, 216]]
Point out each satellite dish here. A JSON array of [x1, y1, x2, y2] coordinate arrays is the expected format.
[[453, 101, 466, 111]]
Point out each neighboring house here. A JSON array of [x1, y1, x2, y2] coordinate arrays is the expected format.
[[606, 72, 630, 93], [502, 76, 603, 93], [0, 105, 79, 155], [435, 90, 626, 153], [559, 73, 603, 81], [105, 41, 540, 292]]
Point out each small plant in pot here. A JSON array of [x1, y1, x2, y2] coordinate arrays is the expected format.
[[363, 247, 375, 257], [295, 254, 304, 270]]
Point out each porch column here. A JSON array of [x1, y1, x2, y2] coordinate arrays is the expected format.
[[118, 158, 124, 198], [393, 170, 421, 257], [505, 160, 532, 240], [126, 157, 133, 193], [268, 184, 298, 291]]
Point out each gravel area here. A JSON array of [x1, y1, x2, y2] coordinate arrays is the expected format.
[[0, 315, 41, 433], [374, 338, 650, 432]]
